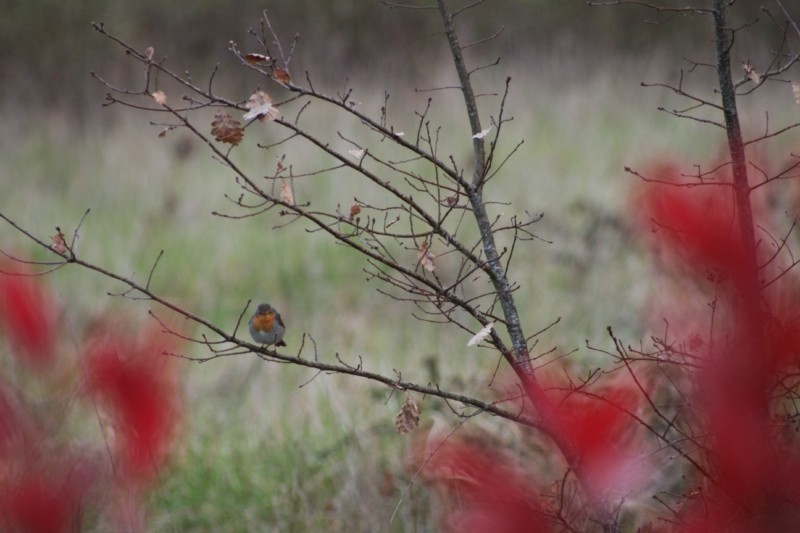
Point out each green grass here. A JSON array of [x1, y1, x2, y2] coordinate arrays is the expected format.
[[3, 49, 798, 530], [151, 417, 429, 532]]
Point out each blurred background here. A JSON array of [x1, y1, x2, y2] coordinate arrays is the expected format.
[[4, 0, 793, 115], [2, 1, 800, 530]]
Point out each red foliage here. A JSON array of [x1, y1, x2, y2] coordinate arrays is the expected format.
[[0, 265, 183, 528], [551, 384, 644, 497], [0, 270, 57, 368], [0, 380, 83, 532], [416, 434, 550, 533], [0, 386, 24, 458], [85, 322, 181, 483], [637, 176, 750, 284], [3, 473, 73, 533], [1, 460, 96, 533], [636, 169, 800, 530]]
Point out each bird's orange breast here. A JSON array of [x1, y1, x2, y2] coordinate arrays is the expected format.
[[252, 312, 275, 332]]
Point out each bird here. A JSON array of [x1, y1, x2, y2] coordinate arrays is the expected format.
[[248, 303, 287, 347]]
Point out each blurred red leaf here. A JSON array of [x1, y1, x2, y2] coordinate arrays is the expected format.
[[0, 386, 30, 460], [0, 270, 57, 368], [416, 433, 550, 533], [634, 162, 800, 529], [2, 474, 72, 533], [551, 383, 645, 497], [638, 179, 749, 284], [0, 456, 96, 533], [85, 322, 182, 482]]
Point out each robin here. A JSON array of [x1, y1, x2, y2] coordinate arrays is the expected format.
[[249, 303, 287, 347]]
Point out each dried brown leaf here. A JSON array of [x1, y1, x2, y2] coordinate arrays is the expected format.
[[244, 90, 281, 122], [272, 65, 291, 85], [151, 90, 167, 106], [445, 195, 458, 207], [211, 112, 244, 146], [417, 242, 435, 272], [395, 394, 420, 434], [743, 62, 761, 84], [280, 179, 295, 206], [244, 53, 271, 65], [349, 203, 362, 220], [51, 232, 67, 254], [157, 126, 176, 138]]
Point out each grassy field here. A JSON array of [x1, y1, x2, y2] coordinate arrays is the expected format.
[[3, 40, 798, 530]]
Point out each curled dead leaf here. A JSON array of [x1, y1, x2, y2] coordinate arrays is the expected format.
[[349, 203, 362, 220], [280, 179, 295, 206], [244, 53, 271, 65], [472, 125, 492, 139], [211, 112, 244, 146], [151, 90, 167, 106], [157, 126, 175, 138], [51, 232, 67, 254], [417, 242, 436, 272], [272, 65, 291, 85], [244, 90, 281, 122], [395, 394, 420, 434], [467, 322, 494, 347], [743, 62, 761, 84]]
